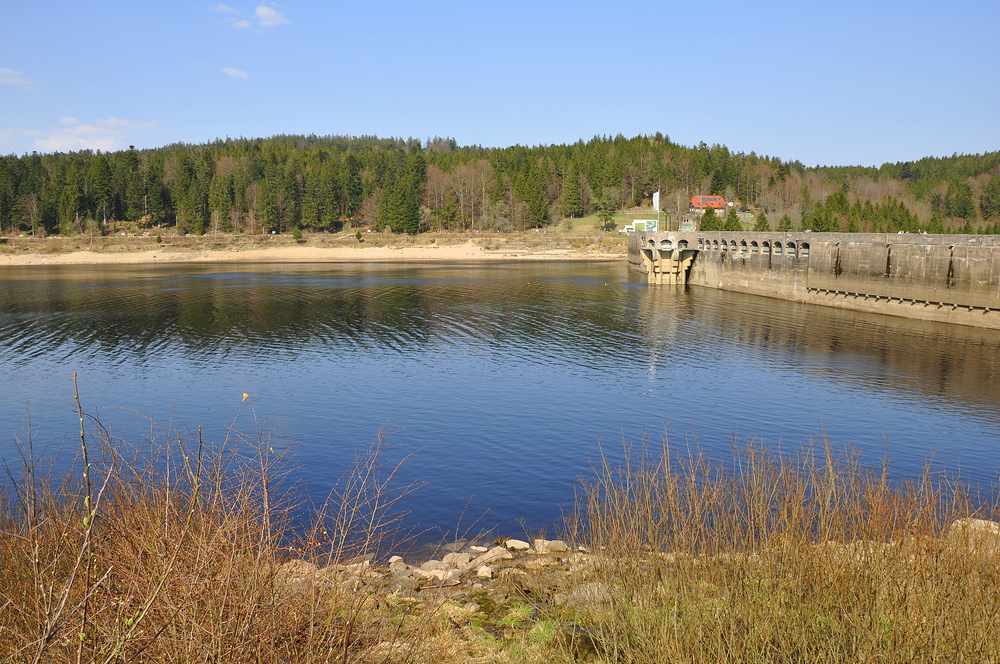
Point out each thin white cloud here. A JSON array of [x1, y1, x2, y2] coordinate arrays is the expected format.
[[217, 4, 290, 29], [33, 117, 159, 153], [254, 5, 291, 27], [222, 67, 249, 79], [0, 68, 34, 86]]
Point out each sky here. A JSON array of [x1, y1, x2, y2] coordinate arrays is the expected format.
[[1, 0, 997, 167]]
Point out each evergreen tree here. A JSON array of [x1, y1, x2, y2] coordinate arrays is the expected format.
[[299, 168, 324, 230], [709, 169, 726, 196], [208, 173, 233, 233], [753, 211, 770, 231], [560, 161, 583, 218], [516, 163, 548, 228], [87, 152, 113, 225], [947, 180, 976, 219], [257, 177, 278, 234], [724, 206, 742, 231], [144, 160, 164, 223], [700, 207, 722, 231], [776, 214, 793, 232], [59, 172, 84, 235], [343, 154, 363, 218], [980, 177, 1000, 220], [122, 146, 144, 221]]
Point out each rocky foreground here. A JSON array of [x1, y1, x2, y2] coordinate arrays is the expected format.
[[271, 519, 1000, 662], [278, 537, 598, 602], [274, 537, 606, 661]]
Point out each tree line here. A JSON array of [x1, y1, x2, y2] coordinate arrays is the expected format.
[[2, 133, 999, 237]]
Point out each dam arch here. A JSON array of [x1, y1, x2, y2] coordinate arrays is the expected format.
[[628, 231, 1000, 329]]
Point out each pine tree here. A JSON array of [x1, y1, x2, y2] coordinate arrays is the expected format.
[[724, 206, 742, 231], [144, 160, 164, 223], [980, 177, 1000, 220], [753, 211, 770, 231], [776, 214, 793, 232], [87, 153, 113, 224], [560, 161, 583, 218], [208, 173, 233, 233], [516, 164, 548, 228], [343, 154, 363, 219], [710, 169, 726, 196], [122, 146, 144, 221], [700, 207, 722, 231]]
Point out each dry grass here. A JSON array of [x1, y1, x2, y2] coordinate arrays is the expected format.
[[0, 378, 457, 663], [563, 434, 1000, 663]]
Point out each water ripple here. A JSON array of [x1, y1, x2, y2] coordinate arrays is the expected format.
[[3, 262, 1000, 536]]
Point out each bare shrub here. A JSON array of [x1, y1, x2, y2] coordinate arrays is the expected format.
[[569, 433, 1000, 663], [0, 378, 445, 663]]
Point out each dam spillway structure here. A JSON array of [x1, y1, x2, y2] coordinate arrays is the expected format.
[[628, 231, 1000, 329]]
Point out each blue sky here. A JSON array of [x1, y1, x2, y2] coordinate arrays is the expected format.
[[1, 1, 997, 167]]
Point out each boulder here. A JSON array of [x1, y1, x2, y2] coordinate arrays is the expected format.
[[468, 546, 514, 569], [275, 560, 328, 593], [533, 539, 569, 554], [443, 552, 472, 568], [388, 559, 411, 575], [504, 538, 531, 552], [387, 576, 420, 595], [947, 518, 1000, 553]]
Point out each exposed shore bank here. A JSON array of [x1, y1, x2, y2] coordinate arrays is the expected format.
[[0, 232, 626, 266]]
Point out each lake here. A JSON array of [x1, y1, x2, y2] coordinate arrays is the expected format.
[[2, 260, 1000, 540]]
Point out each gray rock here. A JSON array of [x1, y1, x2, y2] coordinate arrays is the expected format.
[[468, 546, 514, 569], [505, 538, 531, 552], [388, 559, 411, 575], [443, 552, 472, 568], [533, 539, 569, 554], [340, 559, 371, 575], [387, 576, 420, 595], [276, 559, 319, 582]]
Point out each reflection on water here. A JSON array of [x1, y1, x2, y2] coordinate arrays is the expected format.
[[2, 261, 999, 536]]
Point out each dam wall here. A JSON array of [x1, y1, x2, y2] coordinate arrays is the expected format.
[[628, 231, 1000, 329]]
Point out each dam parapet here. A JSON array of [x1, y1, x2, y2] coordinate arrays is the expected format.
[[628, 231, 1000, 328]]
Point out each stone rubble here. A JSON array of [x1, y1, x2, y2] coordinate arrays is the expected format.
[[274, 519, 1000, 611], [274, 538, 592, 606]]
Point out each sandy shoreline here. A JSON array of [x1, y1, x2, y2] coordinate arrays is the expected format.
[[0, 241, 624, 267]]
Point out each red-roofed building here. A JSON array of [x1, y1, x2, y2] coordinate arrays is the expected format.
[[689, 195, 727, 211]]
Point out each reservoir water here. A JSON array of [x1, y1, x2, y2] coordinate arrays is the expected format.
[[2, 260, 1000, 539]]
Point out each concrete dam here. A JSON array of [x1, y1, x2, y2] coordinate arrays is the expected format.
[[628, 231, 1000, 329]]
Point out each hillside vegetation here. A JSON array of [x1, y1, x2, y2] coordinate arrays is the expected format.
[[3, 135, 1000, 240]]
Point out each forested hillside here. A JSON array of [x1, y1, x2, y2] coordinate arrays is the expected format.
[[2, 134, 999, 237]]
